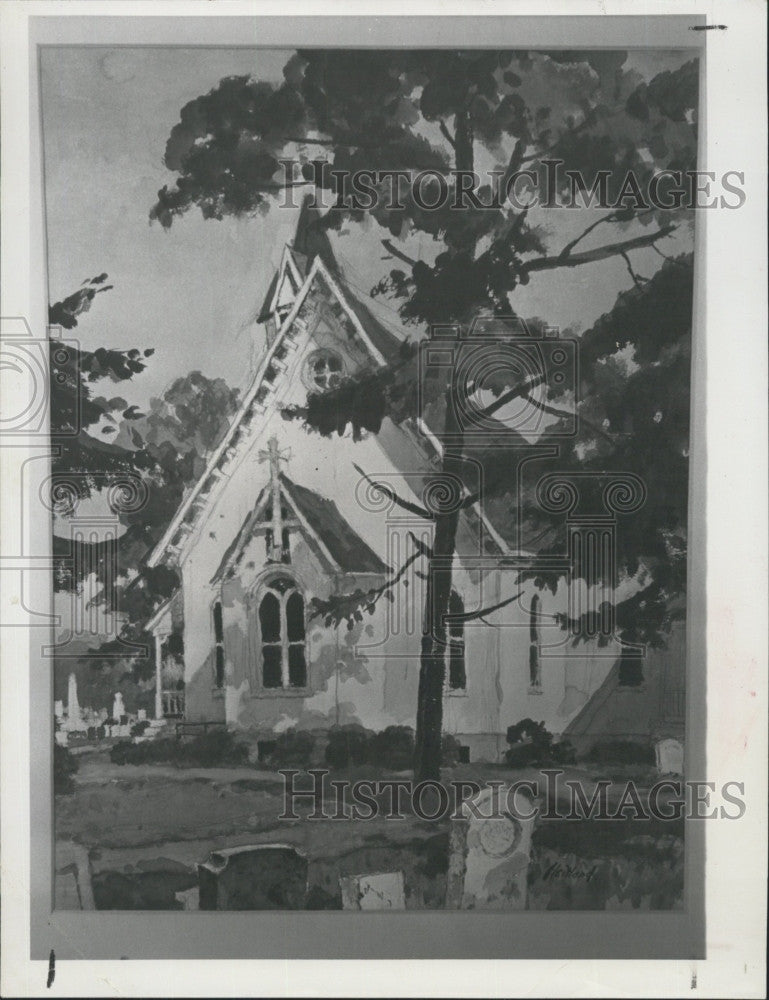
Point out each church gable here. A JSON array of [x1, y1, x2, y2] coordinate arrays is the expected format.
[[148, 252, 406, 570], [210, 446, 388, 588]]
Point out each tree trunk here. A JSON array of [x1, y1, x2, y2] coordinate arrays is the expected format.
[[454, 109, 474, 174], [413, 108, 474, 782], [413, 392, 464, 781]]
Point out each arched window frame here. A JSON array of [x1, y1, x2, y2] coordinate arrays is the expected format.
[[528, 594, 542, 692], [211, 597, 225, 689], [446, 588, 467, 693], [252, 570, 310, 693]]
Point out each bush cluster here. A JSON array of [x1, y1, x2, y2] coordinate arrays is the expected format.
[[504, 718, 576, 767], [263, 725, 461, 771], [108, 724, 463, 771], [54, 743, 79, 795], [110, 728, 249, 767]]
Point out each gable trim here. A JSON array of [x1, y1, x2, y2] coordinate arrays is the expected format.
[[147, 255, 325, 568], [148, 253, 397, 569]]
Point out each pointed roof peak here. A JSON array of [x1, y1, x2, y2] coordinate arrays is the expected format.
[[257, 196, 339, 323], [289, 194, 337, 274]]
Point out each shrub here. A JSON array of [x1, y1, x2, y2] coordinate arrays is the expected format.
[[110, 729, 249, 767], [130, 719, 150, 738], [325, 724, 371, 769], [369, 725, 415, 771], [324, 726, 460, 770], [54, 744, 78, 795], [505, 718, 576, 767], [182, 728, 250, 766], [269, 728, 319, 768], [586, 740, 655, 766]]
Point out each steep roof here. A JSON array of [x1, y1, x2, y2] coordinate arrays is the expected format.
[[210, 473, 388, 584], [282, 475, 389, 575], [334, 275, 406, 365], [256, 197, 338, 323], [256, 269, 281, 324], [563, 624, 686, 747]]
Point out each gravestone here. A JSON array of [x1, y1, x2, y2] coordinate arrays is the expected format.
[[174, 886, 199, 910], [198, 844, 308, 910], [112, 692, 125, 723], [339, 871, 406, 910], [655, 737, 684, 775], [65, 672, 87, 733], [445, 784, 537, 910]]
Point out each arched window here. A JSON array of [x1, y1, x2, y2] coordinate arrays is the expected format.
[[258, 576, 307, 689], [447, 590, 466, 691], [529, 594, 542, 690], [212, 601, 225, 688]]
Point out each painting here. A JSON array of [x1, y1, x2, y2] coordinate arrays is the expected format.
[[40, 37, 708, 919]]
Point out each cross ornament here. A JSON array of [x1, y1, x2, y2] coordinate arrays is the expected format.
[[258, 436, 291, 562]]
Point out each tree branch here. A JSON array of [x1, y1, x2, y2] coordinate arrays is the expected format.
[[473, 373, 546, 420], [352, 463, 432, 520], [559, 211, 615, 257], [308, 532, 427, 626], [381, 239, 418, 269], [619, 251, 648, 288], [438, 119, 456, 149], [651, 244, 692, 268], [520, 224, 676, 280], [445, 589, 523, 626], [522, 393, 616, 445]]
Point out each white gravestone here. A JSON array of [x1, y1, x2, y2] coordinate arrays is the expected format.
[[65, 672, 87, 732], [446, 784, 537, 910], [112, 692, 125, 722], [655, 738, 684, 775], [339, 871, 406, 910]]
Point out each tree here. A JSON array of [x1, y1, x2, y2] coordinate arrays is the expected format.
[[152, 49, 698, 779], [50, 281, 239, 689]]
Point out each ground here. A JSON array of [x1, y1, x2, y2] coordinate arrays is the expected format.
[[56, 748, 684, 910]]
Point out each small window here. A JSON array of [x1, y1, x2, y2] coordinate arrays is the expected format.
[[529, 594, 542, 689], [258, 576, 307, 689], [447, 590, 466, 690], [213, 601, 225, 688], [304, 349, 344, 391]]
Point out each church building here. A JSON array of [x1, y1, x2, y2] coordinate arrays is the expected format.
[[145, 198, 643, 762]]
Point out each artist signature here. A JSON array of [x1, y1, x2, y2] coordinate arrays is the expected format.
[[542, 861, 599, 883]]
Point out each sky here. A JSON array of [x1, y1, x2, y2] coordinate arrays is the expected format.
[[40, 46, 695, 412]]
